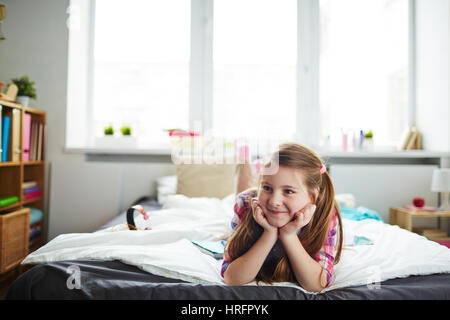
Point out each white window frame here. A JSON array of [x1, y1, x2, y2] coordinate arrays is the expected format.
[[66, 0, 415, 151]]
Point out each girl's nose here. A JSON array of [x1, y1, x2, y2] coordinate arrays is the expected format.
[[268, 192, 283, 208]]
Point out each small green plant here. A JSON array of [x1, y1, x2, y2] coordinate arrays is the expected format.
[[121, 125, 131, 136], [364, 130, 373, 139], [104, 125, 114, 135], [11, 75, 37, 99]]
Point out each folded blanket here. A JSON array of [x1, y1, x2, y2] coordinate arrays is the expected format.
[[340, 206, 383, 222]]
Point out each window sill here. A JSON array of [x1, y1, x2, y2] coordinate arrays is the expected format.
[[64, 145, 450, 159], [64, 146, 172, 156]]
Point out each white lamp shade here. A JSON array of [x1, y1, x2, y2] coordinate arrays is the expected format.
[[431, 168, 450, 192]]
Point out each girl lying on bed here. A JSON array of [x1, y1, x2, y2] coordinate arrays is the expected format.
[[222, 142, 343, 293]]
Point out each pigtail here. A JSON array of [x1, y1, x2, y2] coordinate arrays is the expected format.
[[225, 201, 263, 265], [314, 171, 343, 264]]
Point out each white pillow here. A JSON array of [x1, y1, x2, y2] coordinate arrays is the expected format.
[[176, 162, 236, 199], [335, 193, 356, 208], [156, 175, 177, 203]]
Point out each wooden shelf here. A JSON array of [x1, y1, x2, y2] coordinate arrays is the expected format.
[[0, 203, 21, 213], [0, 99, 22, 109], [0, 100, 46, 275], [23, 160, 44, 166], [0, 162, 21, 167], [21, 197, 42, 205]]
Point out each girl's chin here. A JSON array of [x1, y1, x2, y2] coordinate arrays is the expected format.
[[266, 217, 291, 228]]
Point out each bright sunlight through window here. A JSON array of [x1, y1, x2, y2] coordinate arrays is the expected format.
[[93, 0, 191, 145], [319, 0, 409, 147], [212, 0, 297, 140]]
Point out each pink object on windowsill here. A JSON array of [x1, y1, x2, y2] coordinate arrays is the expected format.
[[168, 130, 200, 137]]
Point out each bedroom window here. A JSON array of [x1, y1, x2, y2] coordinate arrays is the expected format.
[[211, 0, 297, 140], [66, 0, 191, 148], [66, 0, 412, 151], [93, 0, 191, 145], [319, 0, 410, 147]]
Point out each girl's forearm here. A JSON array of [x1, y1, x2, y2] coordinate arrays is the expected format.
[[280, 233, 327, 293], [224, 230, 278, 285]]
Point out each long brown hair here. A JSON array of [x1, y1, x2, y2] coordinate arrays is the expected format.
[[225, 142, 343, 284]]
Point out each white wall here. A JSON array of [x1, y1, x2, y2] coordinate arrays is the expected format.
[[331, 164, 438, 226], [415, 0, 450, 151], [48, 161, 175, 240]]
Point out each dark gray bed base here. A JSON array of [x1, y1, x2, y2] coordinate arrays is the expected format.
[[6, 260, 450, 300]]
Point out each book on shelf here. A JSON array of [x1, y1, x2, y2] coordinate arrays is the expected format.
[[37, 123, 43, 161], [0, 195, 19, 208], [1, 115, 10, 162], [24, 186, 41, 194], [0, 105, 2, 161], [399, 126, 422, 150], [22, 181, 37, 189], [28, 122, 45, 161], [11, 108, 21, 162], [29, 122, 36, 161], [25, 190, 42, 200], [22, 113, 31, 161]]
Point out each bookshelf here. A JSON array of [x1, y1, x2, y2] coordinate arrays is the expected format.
[[0, 98, 46, 274]]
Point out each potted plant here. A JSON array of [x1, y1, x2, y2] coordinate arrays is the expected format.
[[95, 124, 137, 148], [104, 125, 114, 135], [364, 130, 374, 150], [120, 125, 131, 136], [11, 75, 37, 106]]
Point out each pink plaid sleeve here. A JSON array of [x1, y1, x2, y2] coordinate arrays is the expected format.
[[314, 210, 339, 287], [220, 189, 257, 278]]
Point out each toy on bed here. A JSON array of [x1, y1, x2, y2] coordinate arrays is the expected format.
[[127, 204, 152, 230]]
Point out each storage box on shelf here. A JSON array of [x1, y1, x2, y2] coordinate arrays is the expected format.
[[0, 98, 46, 274], [0, 208, 30, 273]]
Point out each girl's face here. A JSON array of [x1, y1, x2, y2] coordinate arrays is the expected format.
[[258, 166, 316, 228]]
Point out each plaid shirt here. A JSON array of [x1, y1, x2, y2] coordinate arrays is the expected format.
[[221, 189, 339, 287]]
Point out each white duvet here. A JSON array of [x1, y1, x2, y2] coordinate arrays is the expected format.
[[22, 194, 450, 294]]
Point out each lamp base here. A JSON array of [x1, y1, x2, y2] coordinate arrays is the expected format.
[[438, 192, 450, 212]]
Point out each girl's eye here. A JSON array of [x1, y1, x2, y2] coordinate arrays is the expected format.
[[284, 189, 294, 195], [262, 185, 271, 192]]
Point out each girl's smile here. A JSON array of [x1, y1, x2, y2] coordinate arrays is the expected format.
[[265, 207, 288, 215]]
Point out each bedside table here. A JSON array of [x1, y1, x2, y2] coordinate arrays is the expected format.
[[389, 207, 450, 247]]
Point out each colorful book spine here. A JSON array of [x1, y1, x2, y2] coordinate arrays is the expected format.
[[0, 195, 19, 208], [25, 190, 42, 200], [0, 105, 2, 161], [11, 108, 21, 162], [24, 186, 41, 194], [22, 113, 31, 161], [1, 115, 10, 162], [22, 181, 37, 189]]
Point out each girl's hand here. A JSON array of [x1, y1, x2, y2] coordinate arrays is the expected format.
[[279, 204, 316, 237], [251, 199, 278, 235]]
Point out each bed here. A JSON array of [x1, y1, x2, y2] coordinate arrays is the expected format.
[[5, 174, 450, 300]]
